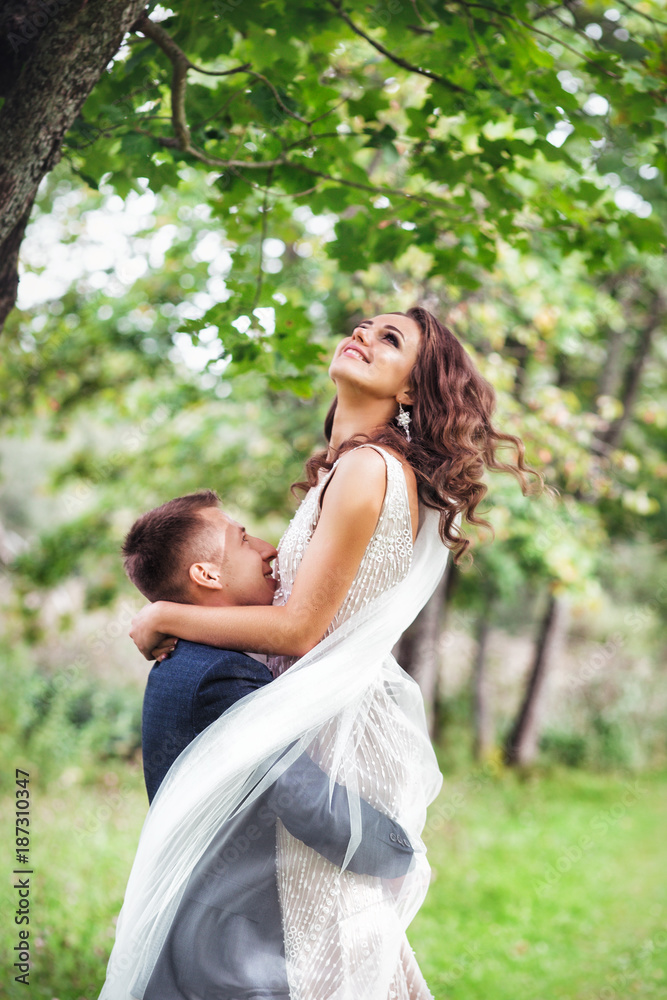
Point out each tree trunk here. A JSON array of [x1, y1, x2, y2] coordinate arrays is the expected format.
[[504, 592, 569, 767], [472, 610, 494, 760], [0, 0, 147, 331], [598, 292, 664, 450], [597, 325, 626, 398], [393, 559, 454, 739]]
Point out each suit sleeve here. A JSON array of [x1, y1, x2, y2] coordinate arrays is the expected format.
[[266, 753, 414, 879], [193, 653, 273, 735]]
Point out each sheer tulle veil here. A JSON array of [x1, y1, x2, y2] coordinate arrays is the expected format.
[[100, 505, 452, 999]]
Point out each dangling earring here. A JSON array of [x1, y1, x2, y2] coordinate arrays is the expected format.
[[396, 401, 411, 442]]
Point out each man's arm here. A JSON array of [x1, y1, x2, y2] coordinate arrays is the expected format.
[[194, 653, 413, 878], [266, 752, 414, 879]]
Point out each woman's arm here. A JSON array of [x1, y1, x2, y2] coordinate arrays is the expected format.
[[130, 448, 396, 660]]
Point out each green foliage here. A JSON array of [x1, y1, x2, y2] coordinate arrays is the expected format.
[[539, 721, 635, 771], [540, 729, 589, 768], [52, 0, 667, 345], [0, 645, 142, 791], [591, 712, 635, 769]]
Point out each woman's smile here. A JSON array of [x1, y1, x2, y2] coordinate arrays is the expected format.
[[342, 342, 370, 363]]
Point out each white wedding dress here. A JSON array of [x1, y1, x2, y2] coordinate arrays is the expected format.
[[100, 444, 452, 1000], [268, 445, 432, 998]]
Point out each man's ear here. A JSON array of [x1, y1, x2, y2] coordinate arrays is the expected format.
[[188, 562, 224, 590]]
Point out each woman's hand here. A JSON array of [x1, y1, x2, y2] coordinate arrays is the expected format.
[[130, 602, 178, 661]]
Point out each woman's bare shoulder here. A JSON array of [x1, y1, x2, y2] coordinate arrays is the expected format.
[[335, 444, 418, 497], [326, 445, 388, 496], [317, 446, 385, 514], [327, 444, 417, 506]]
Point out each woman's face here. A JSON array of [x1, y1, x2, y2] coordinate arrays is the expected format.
[[329, 313, 422, 403]]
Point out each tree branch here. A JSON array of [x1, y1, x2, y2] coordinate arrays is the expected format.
[[530, 3, 611, 52], [310, 95, 351, 125], [127, 15, 462, 212], [133, 15, 250, 78], [128, 128, 458, 211], [289, 163, 460, 209], [191, 88, 247, 130], [597, 291, 664, 450], [409, 0, 430, 29], [135, 13, 332, 138], [253, 169, 273, 311], [532, 1, 578, 23], [243, 70, 310, 124], [464, 9, 512, 98], [613, 0, 667, 30], [327, 0, 468, 95], [129, 128, 287, 168], [227, 168, 319, 200], [454, 1, 622, 77], [133, 13, 250, 151]]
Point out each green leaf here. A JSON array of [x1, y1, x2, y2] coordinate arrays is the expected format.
[[120, 132, 156, 158]]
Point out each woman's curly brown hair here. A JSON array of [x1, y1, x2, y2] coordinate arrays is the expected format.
[[293, 306, 545, 563]]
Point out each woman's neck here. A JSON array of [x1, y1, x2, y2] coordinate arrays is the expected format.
[[327, 389, 396, 460]]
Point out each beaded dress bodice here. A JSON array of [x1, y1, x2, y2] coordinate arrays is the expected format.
[[267, 444, 414, 679]]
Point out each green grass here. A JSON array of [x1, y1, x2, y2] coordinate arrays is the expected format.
[[412, 759, 667, 1000], [1, 759, 666, 999], [1, 761, 147, 1000]]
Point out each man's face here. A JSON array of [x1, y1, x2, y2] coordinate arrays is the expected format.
[[189, 506, 277, 607]]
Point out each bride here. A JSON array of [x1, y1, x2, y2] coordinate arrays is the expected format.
[[102, 306, 541, 999]]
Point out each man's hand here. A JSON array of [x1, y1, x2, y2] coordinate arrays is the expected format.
[[129, 602, 178, 661]]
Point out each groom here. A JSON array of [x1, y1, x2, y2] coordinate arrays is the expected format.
[[122, 490, 414, 998]]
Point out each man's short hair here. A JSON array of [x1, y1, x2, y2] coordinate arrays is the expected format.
[[122, 489, 224, 602]]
